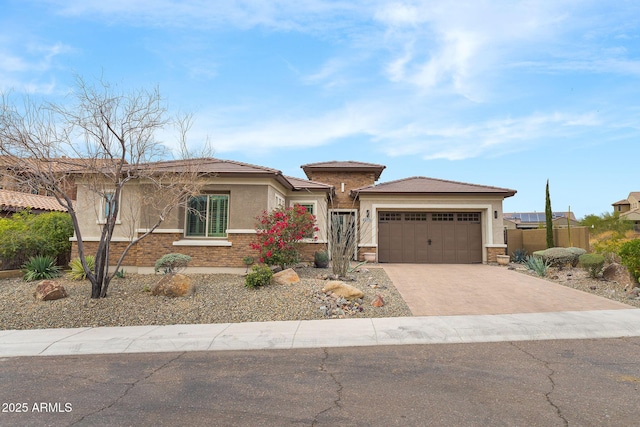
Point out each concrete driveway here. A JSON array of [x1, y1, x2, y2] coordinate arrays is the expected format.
[[381, 264, 632, 316]]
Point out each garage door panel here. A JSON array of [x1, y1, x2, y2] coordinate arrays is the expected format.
[[378, 211, 482, 264]]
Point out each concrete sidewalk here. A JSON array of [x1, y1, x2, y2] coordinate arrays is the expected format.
[[2, 309, 640, 358]]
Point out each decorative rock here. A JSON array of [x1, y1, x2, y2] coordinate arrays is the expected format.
[[271, 268, 300, 286], [372, 294, 385, 307], [151, 273, 195, 297], [603, 263, 634, 287], [322, 280, 364, 300], [34, 280, 68, 301]]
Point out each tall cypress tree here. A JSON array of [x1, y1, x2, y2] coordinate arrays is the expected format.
[[545, 179, 554, 248]]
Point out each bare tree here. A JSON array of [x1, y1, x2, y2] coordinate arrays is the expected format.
[[0, 77, 206, 298]]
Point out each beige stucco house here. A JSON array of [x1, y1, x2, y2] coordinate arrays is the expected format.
[[71, 158, 516, 272], [612, 192, 640, 232]]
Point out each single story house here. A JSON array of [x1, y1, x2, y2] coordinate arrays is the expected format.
[[71, 158, 516, 272], [503, 212, 580, 230], [612, 192, 640, 232]]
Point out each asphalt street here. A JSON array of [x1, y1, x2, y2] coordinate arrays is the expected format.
[[1, 337, 639, 426]]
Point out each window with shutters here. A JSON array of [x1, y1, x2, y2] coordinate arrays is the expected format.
[[186, 195, 229, 238]]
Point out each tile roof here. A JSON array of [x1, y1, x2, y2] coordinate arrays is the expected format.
[[0, 189, 69, 213], [137, 158, 293, 189], [0, 156, 118, 173], [612, 199, 631, 206], [284, 176, 333, 191], [301, 161, 386, 180], [352, 176, 516, 197]]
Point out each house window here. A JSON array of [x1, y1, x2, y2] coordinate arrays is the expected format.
[[275, 194, 285, 208], [294, 203, 316, 238], [296, 203, 314, 215], [99, 192, 119, 223], [186, 195, 229, 238]]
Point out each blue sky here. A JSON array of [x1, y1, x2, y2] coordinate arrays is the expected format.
[[2, 0, 640, 219]]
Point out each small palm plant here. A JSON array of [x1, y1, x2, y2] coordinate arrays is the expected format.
[[23, 255, 62, 282]]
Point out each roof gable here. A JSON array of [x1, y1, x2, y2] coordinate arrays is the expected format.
[[352, 176, 516, 197]]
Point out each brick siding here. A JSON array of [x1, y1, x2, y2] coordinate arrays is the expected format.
[[486, 247, 506, 263]]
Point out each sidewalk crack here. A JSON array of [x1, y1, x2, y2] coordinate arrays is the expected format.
[[70, 351, 185, 426], [311, 348, 343, 426], [511, 342, 568, 427]]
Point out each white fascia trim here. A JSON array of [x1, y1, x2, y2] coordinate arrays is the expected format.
[[70, 236, 133, 242], [485, 244, 507, 248], [135, 228, 184, 234], [173, 239, 232, 247], [358, 243, 378, 248], [226, 229, 257, 234]]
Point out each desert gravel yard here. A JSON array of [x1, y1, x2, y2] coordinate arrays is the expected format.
[[0, 267, 412, 330]]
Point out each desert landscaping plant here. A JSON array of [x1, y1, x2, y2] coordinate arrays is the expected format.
[[618, 239, 640, 281], [579, 253, 605, 278], [314, 251, 329, 268], [545, 180, 554, 248], [244, 265, 274, 289], [22, 255, 62, 281], [154, 253, 192, 274], [69, 256, 96, 280], [0, 211, 73, 267], [251, 205, 317, 269], [511, 249, 528, 263], [524, 255, 551, 277], [533, 247, 585, 268]]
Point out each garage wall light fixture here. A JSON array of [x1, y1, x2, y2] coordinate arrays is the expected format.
[[494, 210, 498, 219]]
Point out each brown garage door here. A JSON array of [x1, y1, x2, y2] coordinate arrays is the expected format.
[[378, 212, 482, 263]]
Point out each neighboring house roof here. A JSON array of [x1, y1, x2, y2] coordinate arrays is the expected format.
[[301, 161, 386, 180], [612, 199, 631, 206], [0, 189, 68, 213], [351, 176, 516, 197], [503, 212, 578, 223]]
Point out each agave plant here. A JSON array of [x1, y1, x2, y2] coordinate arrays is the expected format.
[[68, 256, 96, 280], [22, 255, 62, 282], [524, 255, 551, 277]]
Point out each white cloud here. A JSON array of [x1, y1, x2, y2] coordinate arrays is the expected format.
[[376, 111, 603, 160], [0, 35, 71, 93]]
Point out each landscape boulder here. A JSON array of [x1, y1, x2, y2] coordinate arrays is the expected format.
[[371, 294, 385, 307], [33, 280, 68, 301], [271, 268, 300, 285], [603, 263, 635, 288], [322, 281, 364, 300], [151, 273, 195, 297]]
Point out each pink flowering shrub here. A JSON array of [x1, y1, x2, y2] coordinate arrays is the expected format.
[[250, 205, 318, 269]]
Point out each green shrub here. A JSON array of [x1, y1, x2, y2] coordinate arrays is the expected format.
[[534, 247, 582, 268], [154, 253, 192, 274], [0, 211, 73, 264], [314, 250, 329, 268], [22, 255, 62, 282], [579, 253, 605, 278], [566, 247, 587, 267], [593, 237, 625, 263], [619, 239, 640, 281], [524, 255, 550, 277], [245, 265, 273, 289], [68, 256, 95, 280]]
